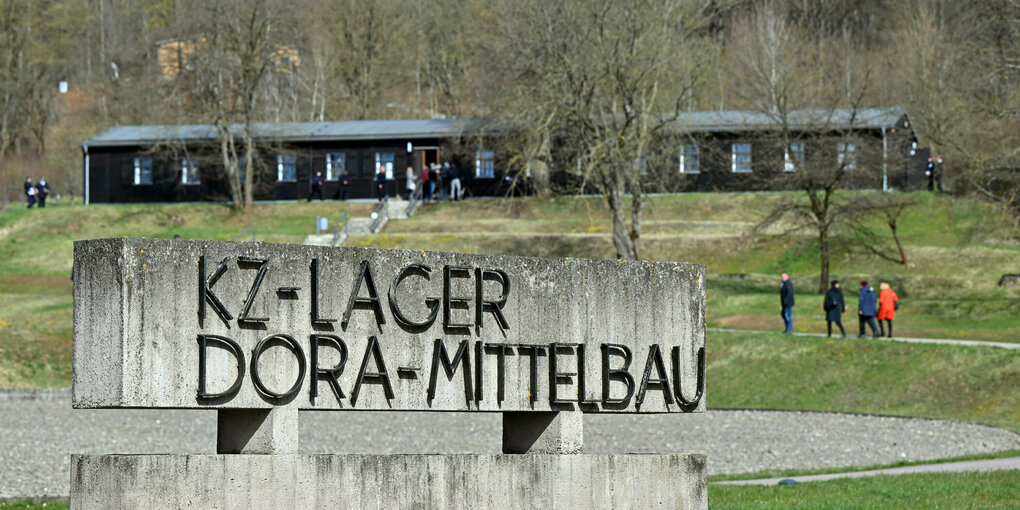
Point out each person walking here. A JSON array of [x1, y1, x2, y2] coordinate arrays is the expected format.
[[24, 177, 36, 208], [375, 166, 388, 202], [876, 282, 899, 338], [780, 273, 794, 334], [823, 280, 846, 337], [419, 165, 431, 203], [36, 177, 50, 207], [307, 172, 324, 201], [857, 280, 880, 338], [405, 166, 417, 200]]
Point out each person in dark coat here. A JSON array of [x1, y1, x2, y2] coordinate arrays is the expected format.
[[307, 172, 323, 201], [24, 177, 36, 208], [857, 280, 879, 338], [823, 280, 846, 337], [334, 175, 349, 200], [376, 166, 388, 202], [36, 177, 50, 207], [779, 273, 794, 334]]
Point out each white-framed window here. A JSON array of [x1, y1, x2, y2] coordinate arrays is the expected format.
[[731, 143, 752, 173], [133, 157, 153, 185], [375, 152, 395, 180], [181, 158, 200, 184], [837, 142, 857, 170], [784, 143, 804, 172], [680, 144, 700, 174], [475, 150, 495, 178], [325, 152, 345, 180], [277, 155, 297, 182]]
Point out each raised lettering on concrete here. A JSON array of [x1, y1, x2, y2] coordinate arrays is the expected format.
[[73, 238, 706, 413]]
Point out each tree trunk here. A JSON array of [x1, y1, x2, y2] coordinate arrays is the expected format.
[[242, 131, 255, 209], [818, 225, 830, 294], [890, 220, 908, 265], [630, 189, 642, 260], [607, 185, 638, 260], [218, 131, 242, 209]]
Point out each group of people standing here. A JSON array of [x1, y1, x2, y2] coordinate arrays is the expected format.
[[780, 274, 899, 338], [411, 162, 462, 203], [23, 176, 51, 208], [305, 161, 464, 203]]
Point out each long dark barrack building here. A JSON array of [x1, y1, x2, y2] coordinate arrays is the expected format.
[[80, 107, 928, 204]]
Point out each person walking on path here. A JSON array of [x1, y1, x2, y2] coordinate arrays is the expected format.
[[307, 172, 324, 201], [405, 166, 417, 200], [36, 177, 50, 207], [858, 281, 880, 338], [780, 273, 795, 334], [876, 282, 899, 338], [419, 165, 431, 203], [823, 280, 847, 337], [24, 177, 36, 208], [375, 166, 388, 202]]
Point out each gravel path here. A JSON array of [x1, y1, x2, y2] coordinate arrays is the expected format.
[[2, 391, 1019, 499], [715, 456, 1020, 485]]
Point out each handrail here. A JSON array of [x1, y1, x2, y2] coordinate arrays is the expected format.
[[229, 225, 257, 242], [406, 184, 423, 217], [330, 211, 350, 247], [370, 198, 389, 234]]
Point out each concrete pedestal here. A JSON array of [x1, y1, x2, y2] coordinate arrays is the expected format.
[[71, 453, 707, 509]]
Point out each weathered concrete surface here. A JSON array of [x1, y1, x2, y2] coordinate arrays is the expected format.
[[73, 238, 706, 413], [70, 453, 707, 509]]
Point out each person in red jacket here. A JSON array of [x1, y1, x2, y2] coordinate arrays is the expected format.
[[419, 166, 431, 203], [876, 282, 898, 338]]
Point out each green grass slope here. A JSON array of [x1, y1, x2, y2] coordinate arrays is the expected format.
[[359, 192, 1020, 342]]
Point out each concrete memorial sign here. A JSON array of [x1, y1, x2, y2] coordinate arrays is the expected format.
[[71, 238, 708, 509]]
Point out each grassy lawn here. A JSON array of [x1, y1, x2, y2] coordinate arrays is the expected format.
[[708, 329, 1020, 432], [710, 470, 1020, 509], [0, 501, 67, 510]]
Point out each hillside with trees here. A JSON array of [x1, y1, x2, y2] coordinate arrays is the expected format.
[[1, 0, 1017, 226]]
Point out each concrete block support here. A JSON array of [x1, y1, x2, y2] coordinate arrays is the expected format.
[[217, 408, 298, 454], [503, 411, 583, 454], [71, 453, 707, 509]]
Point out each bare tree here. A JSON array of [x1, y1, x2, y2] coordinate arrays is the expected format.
[[845, 194, 917, 265], [733, 2, 881, 293], [0, 0, 83, 158], [185, 0, 286, 209], [488, 0, 701, 259]]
